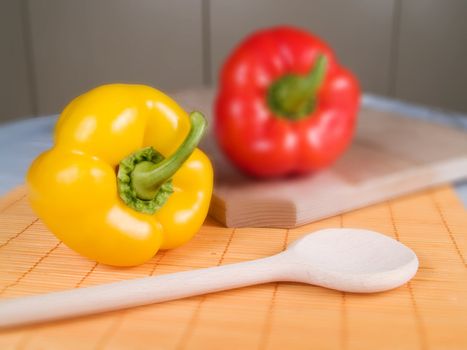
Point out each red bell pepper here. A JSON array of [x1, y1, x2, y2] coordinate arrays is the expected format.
[[215, 26, 360, 177]]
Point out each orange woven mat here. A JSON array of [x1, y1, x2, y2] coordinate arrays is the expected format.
[[0, 185, 466, 349]]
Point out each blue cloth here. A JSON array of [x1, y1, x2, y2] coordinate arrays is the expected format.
[[1, 94, 466, 206]]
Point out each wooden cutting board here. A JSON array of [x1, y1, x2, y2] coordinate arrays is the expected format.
[[1, 185, 466, 349], [174, 89, 467, 228]]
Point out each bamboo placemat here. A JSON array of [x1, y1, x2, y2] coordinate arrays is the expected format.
[[0, 185, 466, 349]]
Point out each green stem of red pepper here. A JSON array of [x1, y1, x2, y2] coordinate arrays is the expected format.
[[117, 111, 207, 214], [267, 55, 327, 120]]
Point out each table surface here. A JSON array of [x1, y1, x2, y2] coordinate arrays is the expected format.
[[1, 183, 467, 349], [1, 92, 466, 206]]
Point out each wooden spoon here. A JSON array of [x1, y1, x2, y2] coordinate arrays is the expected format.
[[0, 228, 418, 328]]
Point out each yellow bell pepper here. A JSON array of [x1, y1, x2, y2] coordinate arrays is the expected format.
[[27, 84, 213, 266]]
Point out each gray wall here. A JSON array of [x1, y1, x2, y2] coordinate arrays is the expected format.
[[1, 0, 467, 122]]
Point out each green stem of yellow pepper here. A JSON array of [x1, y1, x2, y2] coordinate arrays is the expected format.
[[133, 111, 207, 198], [117, 111, 207, 214]]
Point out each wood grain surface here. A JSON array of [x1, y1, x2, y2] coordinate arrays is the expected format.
[[174, 89, 467, 228], [0, 185, 466, 349]]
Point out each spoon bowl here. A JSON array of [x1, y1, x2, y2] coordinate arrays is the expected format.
[[285, 228, 419, 292]]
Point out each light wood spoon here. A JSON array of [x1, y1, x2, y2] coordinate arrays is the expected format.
[[0, 228, 418, 328]]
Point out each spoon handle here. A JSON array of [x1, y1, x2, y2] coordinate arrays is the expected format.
[[0, 254, 287, 328]]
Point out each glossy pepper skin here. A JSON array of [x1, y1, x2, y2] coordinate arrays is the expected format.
[[27, 84, 213, 266], [215, 26, 360, 177]]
